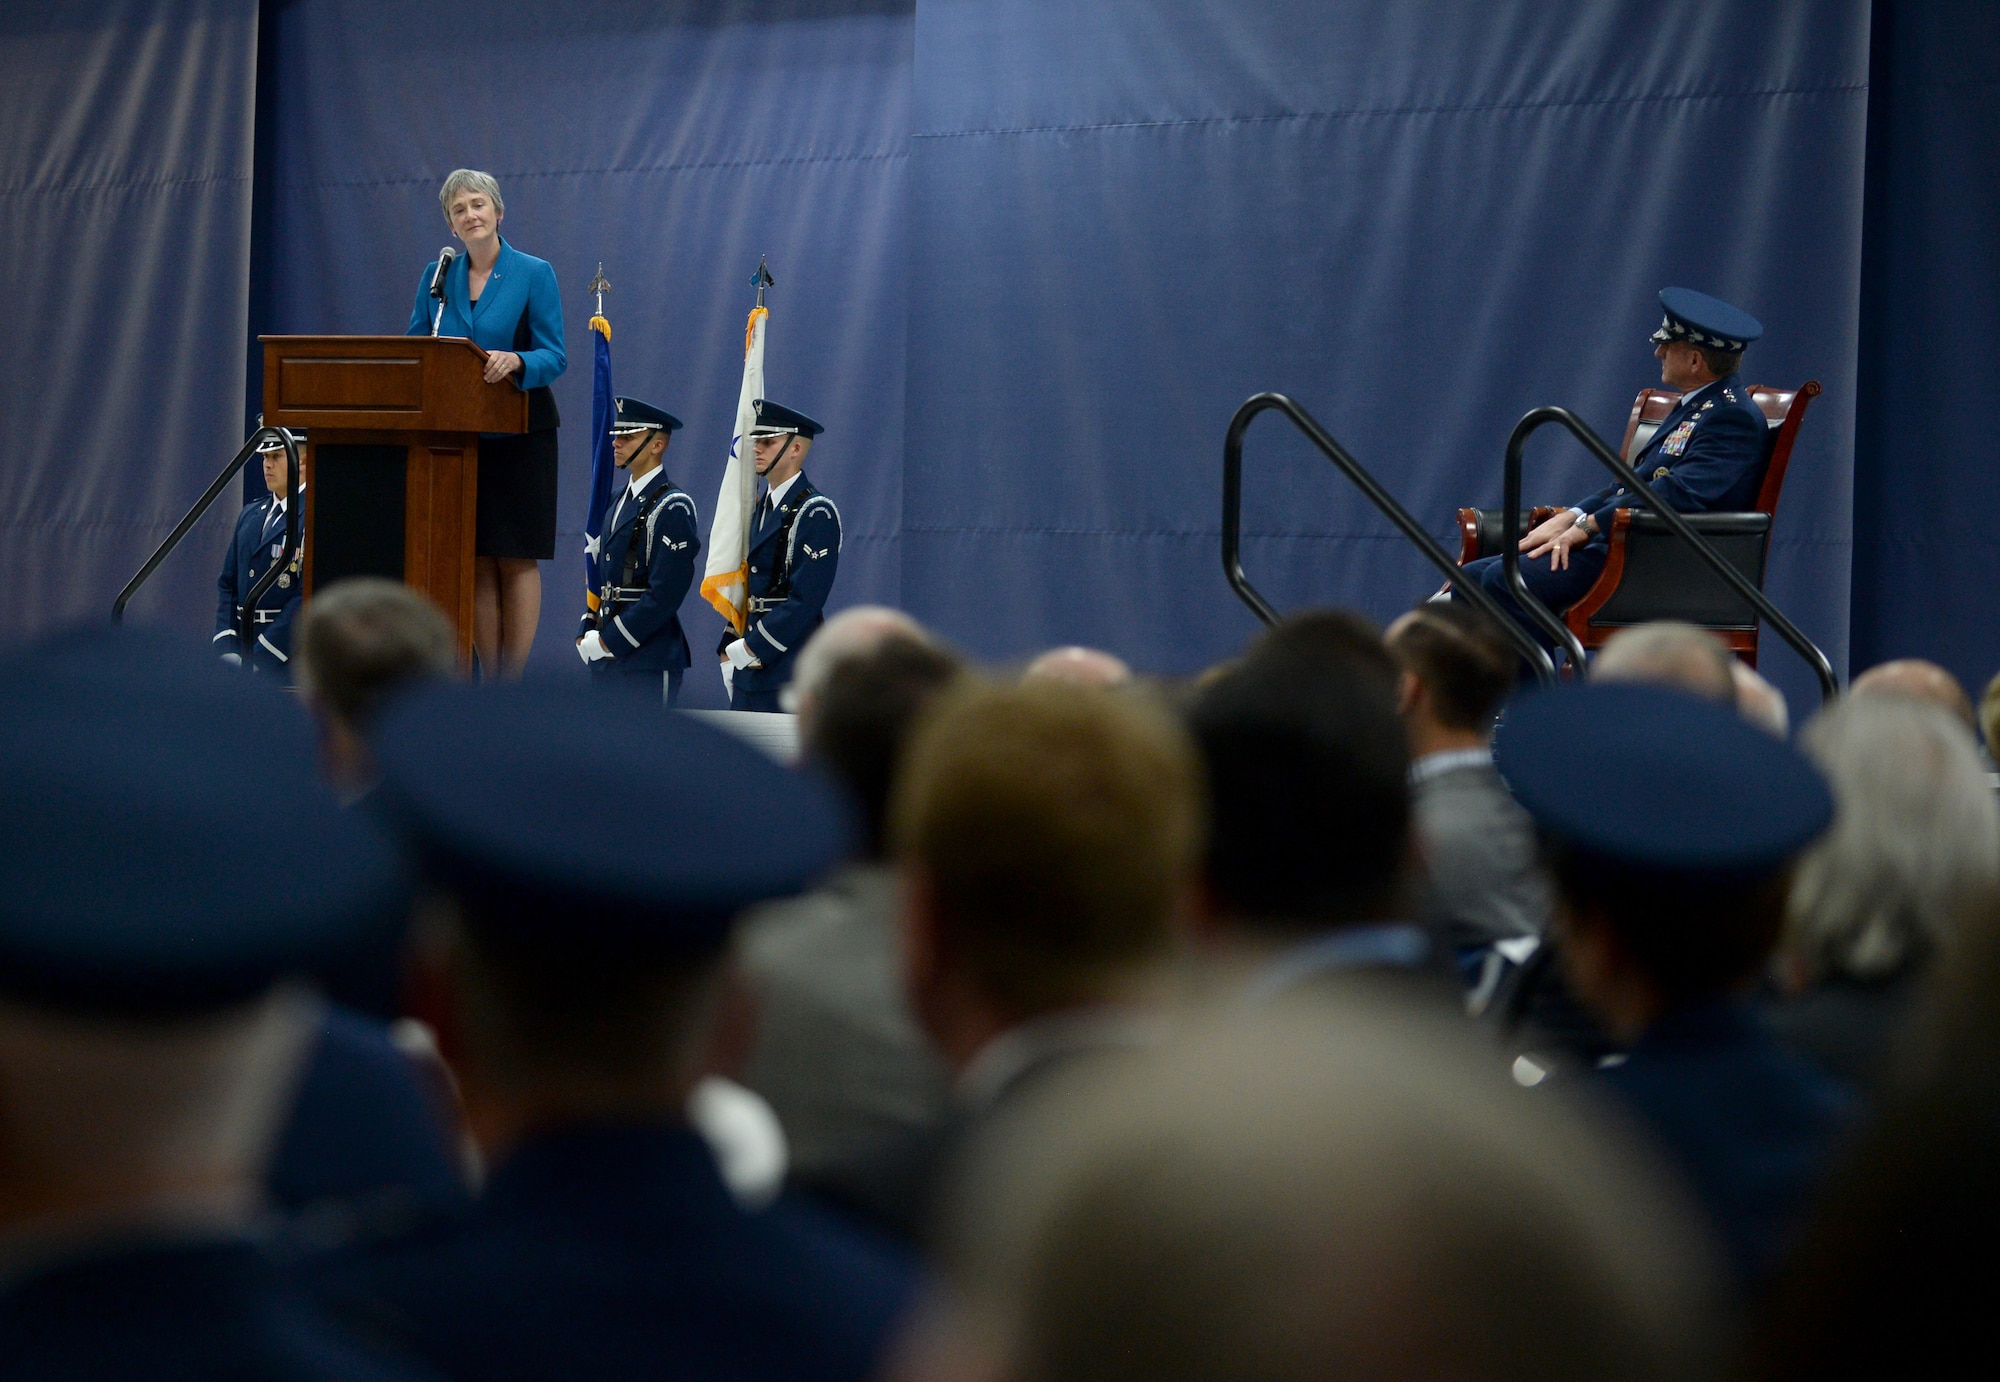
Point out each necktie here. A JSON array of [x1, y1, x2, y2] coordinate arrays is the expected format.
[[755, 494, 770, 531], [262, 502, 284, 544]]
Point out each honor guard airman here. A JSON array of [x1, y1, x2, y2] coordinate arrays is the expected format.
[[718, 399, 842, 712], [1461, 288, 1772, 652], [214, 426, 305, 674], [576, 397, 701, 706]]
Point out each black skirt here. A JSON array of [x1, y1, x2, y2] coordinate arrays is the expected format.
[[476, 426, 559, 560]]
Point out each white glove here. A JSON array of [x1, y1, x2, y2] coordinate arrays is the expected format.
[[721, 661, 735, 695], [724, 638, 757, 670], [577, 630, 611, 664], [219, 651, 243, 667]]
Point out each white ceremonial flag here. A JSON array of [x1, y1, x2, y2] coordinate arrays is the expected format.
[[701, 302, 767, 633]]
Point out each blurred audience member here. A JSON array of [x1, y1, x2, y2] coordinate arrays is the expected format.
[[1021, 645, 1131, 688], [1850, 657, 1977, 735], [781, 604, 928, 718], [0, 629, 431, 1379], [1386, 603, 1552, 959], [1981, 669, 2000, 763], [1733, 662, 1789, 737], [1499, 684, 1850, 1284], [741, 637, 963, 1233], [1591, 621, 1735, 701], [312, 684, 913, 1382], [1756, 893, 2000, 1378], [894, 679, 1200, 1121], [1768, 695, 2000, 1096], [914, 1004, 1721, 1382], [295, 577, 457, 800], [1188, 617, 1449, 999]]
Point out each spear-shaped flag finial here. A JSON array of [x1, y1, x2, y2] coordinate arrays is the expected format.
[[751, 256, 774, 308], [586, 263, 611, 318]]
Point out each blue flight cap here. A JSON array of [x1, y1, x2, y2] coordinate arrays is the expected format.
[[373, 683, 854, 952], [750, 399, 824, 439], [609, 396, 683, 436], [1495, 683, 1831, 881], [0, 626, 410, 1017], [1649, 287, 1764, 353]]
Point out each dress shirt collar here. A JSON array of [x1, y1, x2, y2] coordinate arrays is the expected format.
[[1408, 745, 1493, 785], [957, 1006, 1169, 1115], [763, 471, 802, 511], [625, 465, 663, 499]]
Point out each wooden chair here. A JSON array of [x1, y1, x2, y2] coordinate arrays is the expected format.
[[1456, 381, 1820, 666]]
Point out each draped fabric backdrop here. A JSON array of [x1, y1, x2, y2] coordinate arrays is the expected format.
[[1, 1, 1996, 718], [1849, 1, 2000, 701], [0, 0, 258, 643], [907, 0, 1870, 715]]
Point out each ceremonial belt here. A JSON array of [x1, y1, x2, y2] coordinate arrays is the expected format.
[[749, 595, 788, 615], [602, 585, 649, 604], [234, 607, 282, 625]]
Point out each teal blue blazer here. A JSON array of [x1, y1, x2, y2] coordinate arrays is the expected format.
[[406, 239, 567, 419]]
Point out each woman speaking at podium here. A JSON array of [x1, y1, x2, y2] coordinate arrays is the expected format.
[[407, 169, 566, 681]]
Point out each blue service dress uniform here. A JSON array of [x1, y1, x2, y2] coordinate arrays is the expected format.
[[581, 471, 699, 705], [724, 475, 841, 712], [306, 1122, 915, 1382], [1463, 373, 1768, 647], [1596, 999, 1856, 1285], [215, 492, 304, 673]]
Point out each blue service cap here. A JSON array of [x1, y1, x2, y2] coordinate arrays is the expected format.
[[1649, 287, 1763, 354], [751, 399, 824, 439], [252, 414, 305, 451], [1495, 683, 1831, 880], [373, 683, 854, 952], [0, 626, 410, 1017], [609, 396, 683, 435]]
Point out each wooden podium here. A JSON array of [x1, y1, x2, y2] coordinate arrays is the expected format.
[[259, 336, 528, 667]]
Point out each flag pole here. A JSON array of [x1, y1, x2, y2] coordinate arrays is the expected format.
[[740, 258, 775, 620]]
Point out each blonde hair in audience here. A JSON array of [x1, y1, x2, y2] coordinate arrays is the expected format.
[[1785, 695, 2000, 982], [890, 678, 1203, 1016]]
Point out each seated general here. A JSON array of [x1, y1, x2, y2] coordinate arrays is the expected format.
[[1461, 287, 1769, 651]]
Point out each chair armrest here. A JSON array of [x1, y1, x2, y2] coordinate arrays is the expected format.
[[1457, 506, 1560, 563]]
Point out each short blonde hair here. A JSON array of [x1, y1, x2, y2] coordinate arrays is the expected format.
[[1786, 695, 2000, 981], [891, 678, 1203, 1016], [438, 169, 504, 223]]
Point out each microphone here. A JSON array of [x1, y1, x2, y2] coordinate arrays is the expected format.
[[428, 246, 457, 299]]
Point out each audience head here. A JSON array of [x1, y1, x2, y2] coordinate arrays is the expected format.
[[1851, 657, 1977, 736], [1385, 602, 1518, 747], [294, 578, 457, 795], [1731, 661, 1789, 737], [803, 637, 964, 859], [0, 628, 405, 1235], [781, 604, 928, 720], [1021, 646, 1132, 689], [1779, 695, 2000, 990], [891, 679, 1202, 1069], [1498, 685, 1833, 1039], [375, 683, 852, 1156], [926, 1003, 1720, 1382], [1590, 622, 1734, 702], [1189, 613, 1409, 941]]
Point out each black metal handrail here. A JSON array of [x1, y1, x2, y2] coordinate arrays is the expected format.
[[1502, 406, 1839, 703], [113, 427, 301, 670], [1223, 392, 1558, 684]]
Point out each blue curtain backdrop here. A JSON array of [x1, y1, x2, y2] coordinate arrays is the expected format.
[[6, 1, 1997, 714], [259, 0, 912, 703], [907, 0, 1871, 713], [1849, 1, 2000, 700], [0, 0, 258, 644]]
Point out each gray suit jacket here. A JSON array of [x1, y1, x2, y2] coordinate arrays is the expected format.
[[1411, 757, 1553, 950], [738, 864, 951, 1217]]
